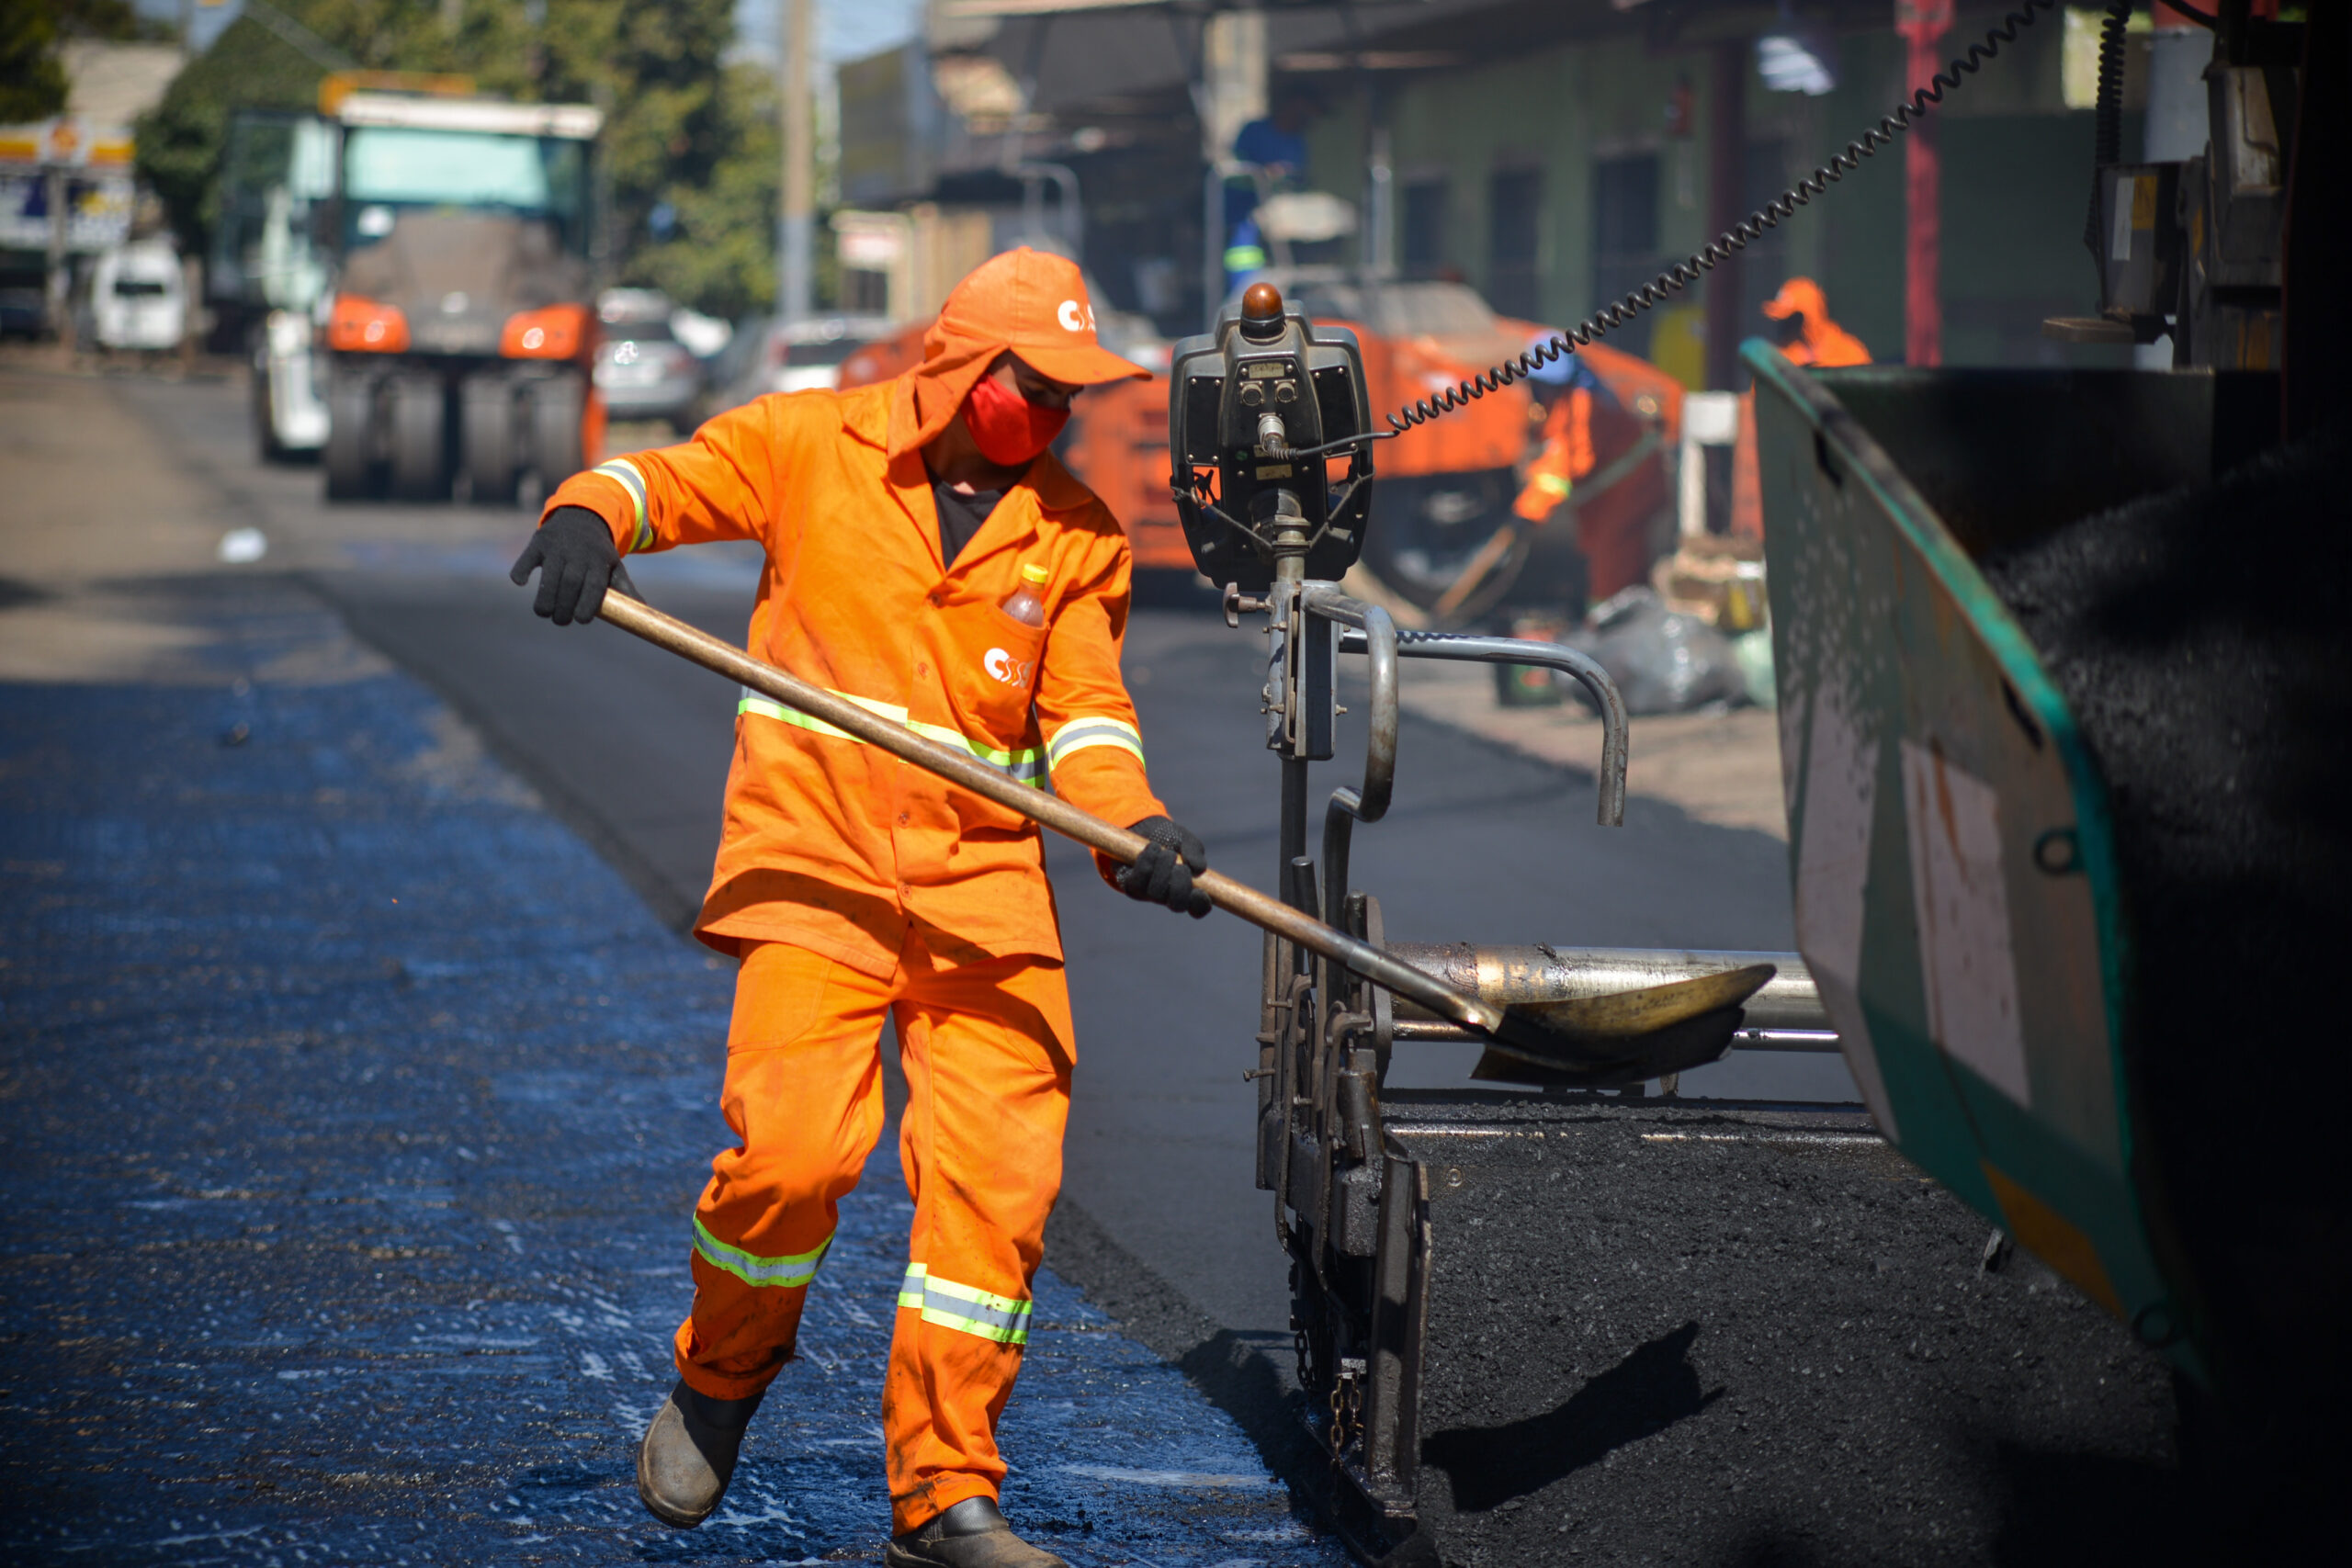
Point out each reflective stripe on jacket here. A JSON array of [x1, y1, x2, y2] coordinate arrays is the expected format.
[[542, 378, 1166, 976], [1512, 388, 1596, 524]]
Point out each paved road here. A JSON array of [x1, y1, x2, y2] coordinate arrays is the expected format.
[[49, 367, 2200, 1564], [108, 373, 1839, 1347]]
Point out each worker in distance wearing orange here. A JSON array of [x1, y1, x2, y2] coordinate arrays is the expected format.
[[509, 248, 1209, 1568], [1733, 276, 1871, 536], [1511, 345, 1603, 526], [1509, 340, 1662, 602], [1759, 276, 1871, 368]]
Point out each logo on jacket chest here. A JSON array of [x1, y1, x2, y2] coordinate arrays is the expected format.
[[983, 647, 1035, 685]]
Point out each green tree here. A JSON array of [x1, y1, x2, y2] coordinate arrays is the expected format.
[[2, 0, 146, 123], [624, 61, 780, 319], [136, 0, 775, 315], [134, 16, 326, 257]]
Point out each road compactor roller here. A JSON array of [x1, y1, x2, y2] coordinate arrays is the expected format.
[[310, 86, 604, 503]]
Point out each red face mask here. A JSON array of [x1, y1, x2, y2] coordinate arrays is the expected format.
[[963, 371, 1070, 466]]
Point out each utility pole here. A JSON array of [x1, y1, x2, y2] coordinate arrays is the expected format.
[[1702, 39, 1747, 391], [779, 0, 815, 322], [1197, 9, 1266, 330], [1896, 0, 1951, 368]]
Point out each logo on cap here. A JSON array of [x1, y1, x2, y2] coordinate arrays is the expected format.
[[1057, 299, 1097, 333]]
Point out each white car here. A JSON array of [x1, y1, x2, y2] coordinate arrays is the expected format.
[[708, 314, 897, 412], [90, 242, 186, 352]]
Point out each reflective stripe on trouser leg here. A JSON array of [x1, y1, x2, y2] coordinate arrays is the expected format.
[[897, 1264, 1033, 1345], [674, 940, 893, 1402], [695, 1216, 831, 1288], [882, 932, 1075, 1536]]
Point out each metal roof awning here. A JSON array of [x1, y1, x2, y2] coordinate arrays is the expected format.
[[940, 0, 1169, 15], [335, 94, 604, 141]]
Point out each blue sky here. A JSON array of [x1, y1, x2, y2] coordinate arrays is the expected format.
[[143, 0, 927, 69]]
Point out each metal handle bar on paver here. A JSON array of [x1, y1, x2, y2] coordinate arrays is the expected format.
[[594, 591, 1517, 1040], [1336, 623, 1628, 828]]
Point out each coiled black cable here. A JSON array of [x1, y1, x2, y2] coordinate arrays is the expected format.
[[2085, 0, 2132, 258], [1381, 0, 2059, 435]]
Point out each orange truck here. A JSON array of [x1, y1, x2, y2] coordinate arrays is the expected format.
[[840, 271, 1681, 615]]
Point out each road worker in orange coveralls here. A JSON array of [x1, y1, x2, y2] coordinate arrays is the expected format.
[[1732, 276, 1871, 536], [509, 249, 1209, 1568], [1510, 338, 1679, 602]]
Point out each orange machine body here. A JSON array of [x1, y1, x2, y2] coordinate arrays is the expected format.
[[841, 310, 1681, 604]]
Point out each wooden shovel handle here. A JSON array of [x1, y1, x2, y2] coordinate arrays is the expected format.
[[594, 592, 1509, 1036]]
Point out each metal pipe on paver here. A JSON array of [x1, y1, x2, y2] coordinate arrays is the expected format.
[[1336, 625, 1628, 827], [1384, 943, 1835, 1049]]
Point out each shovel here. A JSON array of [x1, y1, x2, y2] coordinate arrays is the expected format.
[[596, 592, 1771, 1073]]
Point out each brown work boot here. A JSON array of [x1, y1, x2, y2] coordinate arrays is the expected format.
[[635, 1380, 764, 1527], [886, 1496, 1069, 1567]]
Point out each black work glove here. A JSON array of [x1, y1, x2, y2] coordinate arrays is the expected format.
[[510, 506, 639, 626], [1117, 816, 1211, 919]]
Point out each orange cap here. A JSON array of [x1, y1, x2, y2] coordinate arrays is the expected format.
[[1761, 276, 1827, 321], [888, 247, 1147, 457], [938, 247, 1148, 387], [884, 243, 1143, 453]]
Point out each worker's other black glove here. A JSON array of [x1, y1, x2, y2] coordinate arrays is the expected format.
[[1117, 816, 1211, 919], [510, 506, 638, 626]]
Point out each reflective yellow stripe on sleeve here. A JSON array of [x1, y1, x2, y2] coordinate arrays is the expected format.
[[737, 688, 1046, 786], [1044, 716, 1146, 772], [592, 457, 652, 552], [897, 1264, 1033, 1345]]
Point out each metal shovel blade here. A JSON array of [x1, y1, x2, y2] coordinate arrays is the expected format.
[[1482, 963, 1778, 1076]]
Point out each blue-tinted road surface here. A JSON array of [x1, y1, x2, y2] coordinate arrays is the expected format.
[[0, 575, 1340, 1567]]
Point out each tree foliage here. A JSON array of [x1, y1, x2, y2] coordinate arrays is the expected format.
[[134, 17, 325, 259], [623, 62, 780, 320], [133, 0, 779, 315], [2, 0, 147, 123]]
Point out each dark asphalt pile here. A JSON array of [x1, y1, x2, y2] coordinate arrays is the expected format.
[[1979, 417, 2352, 1453], [1386, 1093, 2188, 1567], [0, 577, 1336, 1567]]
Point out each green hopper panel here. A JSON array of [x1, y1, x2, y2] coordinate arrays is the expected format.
[[1747, 348, 2282, 1388]]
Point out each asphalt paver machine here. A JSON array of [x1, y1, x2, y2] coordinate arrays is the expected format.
[[1159, 283, 1908, 1563]]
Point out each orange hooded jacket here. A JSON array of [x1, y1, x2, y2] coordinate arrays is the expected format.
[[1733, 277, 1871, 536], [541, 264, 1162, 976]]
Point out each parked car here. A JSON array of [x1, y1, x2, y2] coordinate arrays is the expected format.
[[594, 290, 705, 432], [706, 314, 895, 415], [90, 242, 185, 353], [0, 283, 44, 339]]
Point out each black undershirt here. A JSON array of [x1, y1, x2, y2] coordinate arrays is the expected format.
[[933, 482, 1002, 568]]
